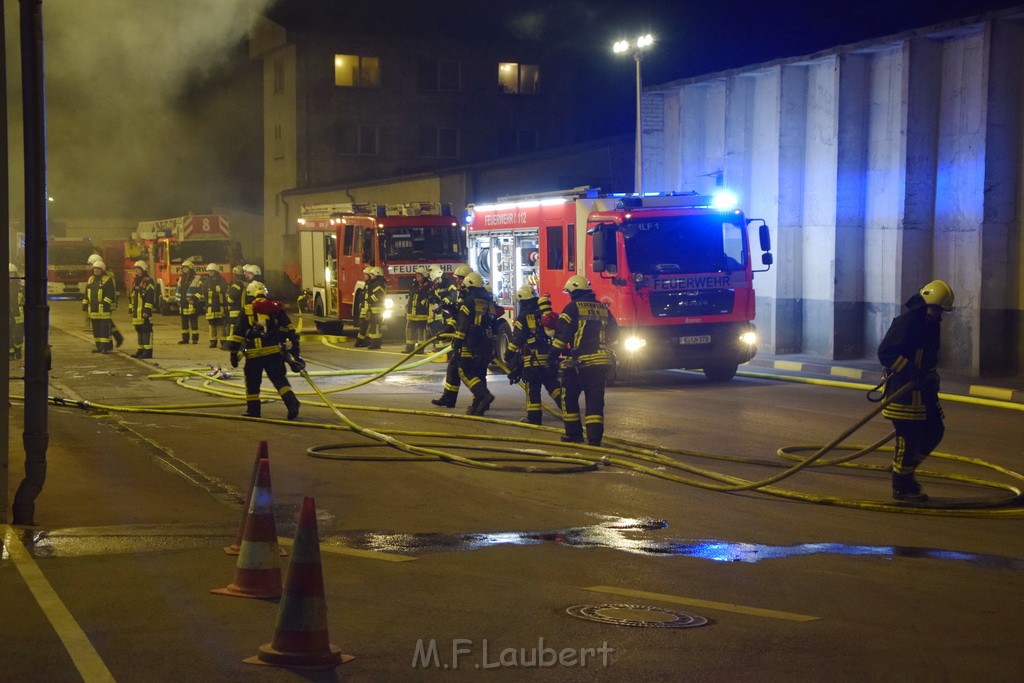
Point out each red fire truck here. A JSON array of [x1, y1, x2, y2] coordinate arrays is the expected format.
[[465, 187, 773, 380], [47, 237, 97, 298], [126, 214, 243, 314], [297, 202, 465, 332]]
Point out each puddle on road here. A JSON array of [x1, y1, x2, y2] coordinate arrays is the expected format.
[[10, 516, 1023, 572]]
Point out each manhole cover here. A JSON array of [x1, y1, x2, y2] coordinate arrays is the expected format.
[[566, 604, 709, 628]]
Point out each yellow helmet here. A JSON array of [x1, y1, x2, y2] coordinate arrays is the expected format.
[[453, 264, 472, 278], [463, 272, 483, 288], [516, 284, 537, 301], [246, 280, 268, 299], [919, 280, 954, 311], [564, 274, 591, 292]]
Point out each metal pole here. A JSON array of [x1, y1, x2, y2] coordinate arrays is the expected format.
[[634, 52, 643, 195], [12, 0, 49, 525], [0, 0, 10, 524]]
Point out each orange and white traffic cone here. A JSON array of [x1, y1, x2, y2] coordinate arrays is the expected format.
[[225, 440, 268, 555], [245, 496, 354, 669], [211, 458, 282, 599]]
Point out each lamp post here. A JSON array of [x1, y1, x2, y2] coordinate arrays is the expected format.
[[614, 34, 653, 195]]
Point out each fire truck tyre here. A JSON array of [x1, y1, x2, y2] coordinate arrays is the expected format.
[[493, 323, 512, 368], [703, 362, 738, 381]]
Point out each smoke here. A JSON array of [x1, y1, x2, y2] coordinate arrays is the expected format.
[[37, 0, 278, 220]]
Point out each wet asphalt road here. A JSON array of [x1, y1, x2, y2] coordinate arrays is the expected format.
[[3, 300, 1024, 681]]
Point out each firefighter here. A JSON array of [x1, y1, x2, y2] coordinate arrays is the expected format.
[[504, 285, 562, 425], [228, 280, 303, 420], [355, 265, 386, 349], [426, 266, 450, 342], [452, 271, 498, 416], [240, 264, 264, 306], [224, 265, 245, 347], [175, 260, 201, 344], [877, 280, 954, 502], [128, 260, 156, 358], [201, 263, 229, 348], [86, 253, 124, 348], [9, 263, 24, 360], [83, 260, 117, 353], [404, 266, 431, 353], [429, 264, 471, 407], [547, 275, 619, 446]]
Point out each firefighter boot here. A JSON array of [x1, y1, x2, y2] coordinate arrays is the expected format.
[[284, 394, 300, 421], [522, 410, 542, 425], [112, 328, 124, 348], [242, 400, 261, 418], [467, 390, 495, 416], [431, 391, 457, 408], [561, 419, 584, 443], [403, 344, 415, 354], [892, 472, 928, 502], [131, 349, 143, 358], [586, 422, 604, 448], [139, 349, 153, 359], [191, 333, 200, 344], [209, 340, 218, 348], [178, 333, 190, 345]]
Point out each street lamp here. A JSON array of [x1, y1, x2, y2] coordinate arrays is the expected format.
[[614, 34, 653, 195]]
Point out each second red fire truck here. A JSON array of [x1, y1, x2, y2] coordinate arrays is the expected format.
[[297, 202, 465, 332], [465, 187, 773, 380]]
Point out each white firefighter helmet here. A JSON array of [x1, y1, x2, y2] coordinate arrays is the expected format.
[[564, 274, 591, 292], [242, 263, 262, 276], [516, 284, 537, 301], [9, 263, 18, 274], [206, 262, 219, 272], [92, 260, 107, 271], [369, 266, 384, 277], [428, 266, 444, 282], [919, 280, 954, 311], [133, 260, 148, 271], [181, 260, 194, 270], [246, 280, 268, 299], [453, 264, 472, 278], [463, 272, 483, 288], [362, 265, 373, 275], [87, 253, 102, 265], [232, 265, 244, 276]]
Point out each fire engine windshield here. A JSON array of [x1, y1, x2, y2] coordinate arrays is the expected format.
[[622, 214, 747, 274], [50, 243, 97, 265], [381, 226, 464, 262], [169, 240, 238, 264]]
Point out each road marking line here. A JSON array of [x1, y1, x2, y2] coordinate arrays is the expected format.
[[830, 366, 865, 379], [277, 536, 415, 562], [774, 360, 804, 371], [584, 585, 819, 622], [2, 525, 116, 682]]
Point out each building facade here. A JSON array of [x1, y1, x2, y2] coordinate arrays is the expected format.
[[643, 8, 1024, 376]]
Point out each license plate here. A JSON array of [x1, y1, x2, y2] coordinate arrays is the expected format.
[[679, 335, 711, 345]]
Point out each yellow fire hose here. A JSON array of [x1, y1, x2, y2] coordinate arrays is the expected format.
[[15, 335, 1024, 518]]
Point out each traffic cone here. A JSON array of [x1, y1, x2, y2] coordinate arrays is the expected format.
[[211, 458, 282, 599], [245, 496, 354, 669], [225, 440, 267, 555]]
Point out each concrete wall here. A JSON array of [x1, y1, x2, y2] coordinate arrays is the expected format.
[[646, 10, 1024, 377]]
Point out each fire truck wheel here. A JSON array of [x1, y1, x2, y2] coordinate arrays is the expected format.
[[702, 362, 738, 382]]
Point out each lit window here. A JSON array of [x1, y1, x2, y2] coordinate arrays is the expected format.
[[498, 62, 539, 94], [334, 54, 380, 88]]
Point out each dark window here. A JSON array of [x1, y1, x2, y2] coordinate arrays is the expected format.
[[273, 60, 284, 93], [438, 59, 460, 91], [567, 224, 576, 270], [546, 225, 564, 270], [343, 225, 354, 256], [498, 128, 538, 155], [418, 126, 459, 158], [336, 124, 378, 156]]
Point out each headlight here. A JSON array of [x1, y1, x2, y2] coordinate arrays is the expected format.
[[623, 336, 647, 352], [384, 298, 394, 310], [382, 309, 392, 320], [739, 331, 757, 346]]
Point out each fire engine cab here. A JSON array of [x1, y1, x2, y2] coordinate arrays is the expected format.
[[465, 187, 773, 380], [298, 201, 465, 333]]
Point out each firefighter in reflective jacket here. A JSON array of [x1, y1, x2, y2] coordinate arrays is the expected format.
[[430, 264, 472, 407], [452, 271, 498, 416], [224, 265, 245, 346], [201, 263, 228, 348], [505, 285, 562, 424], [355, 266, 387, 349], [176, 260, 200, 344], [547, 275, 619, 446], [404, 266, 431, 353], [9, 263, 24, 360], [877, 279, 954, 502], [86, 253, 124, 348], [228, 281, 302, 420], [129, 260, 156, 358], [83, 260, 118, 353]]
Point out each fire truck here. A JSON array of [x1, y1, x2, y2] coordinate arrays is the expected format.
[[297, 202, 465, 332], [47, 237, 97, 298], [465, 187, 773, 380], [125, 214, 243, 314]]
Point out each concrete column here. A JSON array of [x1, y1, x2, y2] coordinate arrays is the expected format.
[[979, 19, 1023, 375], [934, 28, 986, 373]]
